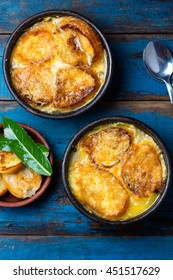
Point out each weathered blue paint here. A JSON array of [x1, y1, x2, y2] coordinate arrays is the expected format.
[[1, 35, 173, 100], [108, 35, 173, 100], [0, 0, 173, 260], [0, 236, 173, 260], [0, 0, 172, 33], [0, 102, 172, 155]]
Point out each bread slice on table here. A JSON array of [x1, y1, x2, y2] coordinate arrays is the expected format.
[[2, 167, 42, 199]]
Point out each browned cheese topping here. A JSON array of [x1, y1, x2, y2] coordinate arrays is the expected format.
[[68, 123, 167, 221], [81, 128, 131, 167], [122, 144, 162, 197], [72, 160, 129, 219], [10, 17, 106, 113]]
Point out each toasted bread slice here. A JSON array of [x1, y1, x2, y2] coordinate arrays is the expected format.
[[0, 151, 23, 174], [69, 160, 129, 219], [3, 167, 42, 199], [11, 22, 56, 66], [57, 16, 103, 65], [80, 128, 131, 167], [55, 28, 95, 66], [11, 65, 55, 107], [122, 144, 162, 197], [0, 174, 8, 197], [54, 66, 97, 108], [12, 64, 97, 109]]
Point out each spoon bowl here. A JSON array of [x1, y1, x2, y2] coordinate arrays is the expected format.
[[143, 41, 173, 103]]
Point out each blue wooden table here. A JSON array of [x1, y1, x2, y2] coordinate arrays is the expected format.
[[0, 0, 173, 260]]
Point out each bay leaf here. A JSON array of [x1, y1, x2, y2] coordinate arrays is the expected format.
[[0, 134, 11, 151], [0, 134, 49, 156], [37, 143, 49, 157]]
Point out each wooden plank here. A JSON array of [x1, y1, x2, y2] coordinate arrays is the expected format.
[[0, 236, 173, 260], [107, 34, 173, 101], [1, 34, 173, 101], [0, 0, 173, 34], [0, 101, 172, 155], [0, 35, 11, 100], [1, 196, 173, 237], [0, 101, 173, 236]]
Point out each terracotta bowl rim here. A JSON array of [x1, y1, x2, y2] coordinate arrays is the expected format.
[[0, 122, 53, 207]]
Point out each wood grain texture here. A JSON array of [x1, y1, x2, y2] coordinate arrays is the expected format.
[[0, 0, 173, 34], [1, 35, 173, 101], [0, 101, 172, 237], [0, 236, 173, 260], [0, 0, 173, 260]]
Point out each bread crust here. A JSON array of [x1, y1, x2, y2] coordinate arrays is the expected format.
[[80, 128, 131, 167], [70, 160, 129, 219], [0, 174, 8, 196], [11, 65, 55, 107], [58, 16, 103, 64], [122, 144, 163, 197], [0, 151, 23, 174], [11, 22, 56, 66], [10, 16, 105, 112], [3, 167, 42, 199], [54, 66, 98, 108]]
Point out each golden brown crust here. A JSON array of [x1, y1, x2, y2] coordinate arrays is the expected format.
[[11, 65, 55, 107], [54, 66, 98, 108], [80, 128, 131, 167], [0, 151, 23, 174], [0, 174, 8, 196], [55, 26, 95, 66], [57, 16, 103, 65], [11, 22, 56, 66], [10, 16, 106, 112], [3, 167, 42, 199], [70, 160, 129, 219], [69, 123, 166, 220], [122, 144, 163, 197], [12, 64, 99, 109]]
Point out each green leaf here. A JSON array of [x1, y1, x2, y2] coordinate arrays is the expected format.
[[0, 134, 49, 156], [2, 117, 53, 176], [37, 143, 49, 157], [0, 134, 11, 151]]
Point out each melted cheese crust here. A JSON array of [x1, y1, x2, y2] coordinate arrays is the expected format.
[[10, 16, 106, 113], [68, 122, 167, 221], [70, 159, 129, 219], [122, 143, 162, 197], [81, 127, 131, 167]]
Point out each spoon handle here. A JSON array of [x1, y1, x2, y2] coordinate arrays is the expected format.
[[165, 81, 173, 103]]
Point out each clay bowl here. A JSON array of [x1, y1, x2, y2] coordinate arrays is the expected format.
[[0, 123, 53, 207], [62, 116, 171, 224], [3, 10, 112, 119]]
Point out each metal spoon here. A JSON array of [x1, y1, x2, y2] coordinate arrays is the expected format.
[[143, 41, 173, 103]]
